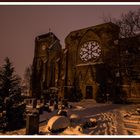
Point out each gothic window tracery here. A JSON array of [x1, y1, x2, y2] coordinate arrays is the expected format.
[[80, 41, 101, 62]]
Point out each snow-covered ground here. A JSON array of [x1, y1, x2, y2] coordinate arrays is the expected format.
[[1, 99, 140, 135]]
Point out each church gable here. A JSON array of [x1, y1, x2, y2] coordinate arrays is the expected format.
[[79, 29, 101, 45]]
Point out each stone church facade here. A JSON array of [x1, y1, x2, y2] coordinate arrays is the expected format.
[[31, 22, 140, 102], [31, 32, 62, 99]]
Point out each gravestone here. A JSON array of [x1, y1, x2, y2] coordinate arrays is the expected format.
[[62, 99, 68, 108], [54, 103, 58, 110], [49, 99, 54, 106], [26, 111, 39, 135], [32, 99, 37, 108]]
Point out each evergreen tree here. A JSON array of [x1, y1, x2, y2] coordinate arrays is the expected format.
[[0, 57, 25, 130]]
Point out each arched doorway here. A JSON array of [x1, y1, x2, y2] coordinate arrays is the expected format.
[[85, 86, 93, 99]]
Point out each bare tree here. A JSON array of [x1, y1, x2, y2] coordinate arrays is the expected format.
[[103, 8, 140, 38], [103, 8, 140, 103]]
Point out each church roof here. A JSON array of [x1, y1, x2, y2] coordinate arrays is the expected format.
[[65, 22, 119, 41], [35, 32, 59, 41]]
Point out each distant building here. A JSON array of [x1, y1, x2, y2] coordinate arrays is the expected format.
[[31, 22, 140, 103]]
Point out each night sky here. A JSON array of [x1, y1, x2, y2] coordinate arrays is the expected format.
[[0, 5, 140, 78]]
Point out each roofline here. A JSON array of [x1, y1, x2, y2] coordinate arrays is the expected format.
[[66, 22, 119, 37], [35, 32, 59, 41]]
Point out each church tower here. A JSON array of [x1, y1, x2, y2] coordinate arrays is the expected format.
[[31, 32, 62, 99]]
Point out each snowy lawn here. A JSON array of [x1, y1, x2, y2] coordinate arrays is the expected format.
[[1, 99, 140, 135]]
